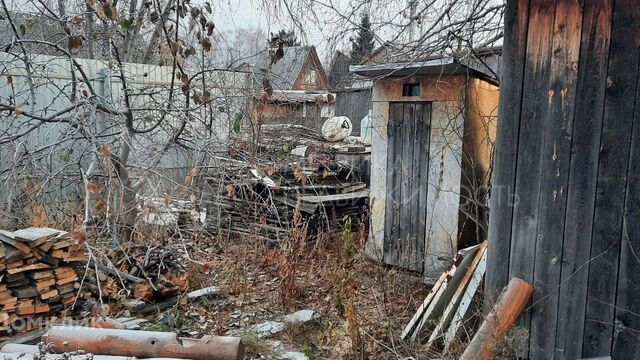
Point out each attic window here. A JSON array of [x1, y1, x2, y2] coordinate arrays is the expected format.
[[304, 70, 317, 84], [402, 83, 421, 97]]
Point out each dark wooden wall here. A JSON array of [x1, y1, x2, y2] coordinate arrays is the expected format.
[[486, 0, 640, 358], [334, 89, 372, 134]]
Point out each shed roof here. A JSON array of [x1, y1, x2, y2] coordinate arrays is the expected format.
[[350, 57, 499, 85]]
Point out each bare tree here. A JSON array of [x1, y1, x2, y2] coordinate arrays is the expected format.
[[0, 0, 249, 243]]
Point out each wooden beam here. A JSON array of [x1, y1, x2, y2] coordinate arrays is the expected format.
[[460, 278, 533, 360], [43, 326, 244, 360]]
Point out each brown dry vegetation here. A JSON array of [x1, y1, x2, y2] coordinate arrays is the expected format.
[[123, 225, 526, 359], [91, 222, 436, 359]]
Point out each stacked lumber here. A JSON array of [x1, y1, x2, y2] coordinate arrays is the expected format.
[[200, 154, 368, 243], [0, 227, 86, 333], [402, 241, 488, 352]]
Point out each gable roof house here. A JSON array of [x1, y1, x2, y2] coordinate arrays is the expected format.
[[249, 46, 335, 132]]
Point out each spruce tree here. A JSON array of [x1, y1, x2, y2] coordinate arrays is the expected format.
[[351, 14, 375, 63], [268, 30, 300, 47]]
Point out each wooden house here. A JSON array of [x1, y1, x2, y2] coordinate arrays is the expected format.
[[486, 0, 640, 358], [250, 46, 335, 131], [351, 57, 500, 281]]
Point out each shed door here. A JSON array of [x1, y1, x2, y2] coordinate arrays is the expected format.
[[384, 102, 431, 272]]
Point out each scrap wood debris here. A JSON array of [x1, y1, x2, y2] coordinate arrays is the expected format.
[[82, 241, 190, 302], [0, 227, 87, 335], [196, 121, 370, 244], [201, 152, 368, 243]]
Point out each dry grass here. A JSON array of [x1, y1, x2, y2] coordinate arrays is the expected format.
[[40, 209, 528, 359], [168, 226, 441, 359]]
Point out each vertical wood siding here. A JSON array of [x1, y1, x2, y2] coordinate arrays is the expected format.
[[487, 0, 640, 358], [334, 89, 372, 134]]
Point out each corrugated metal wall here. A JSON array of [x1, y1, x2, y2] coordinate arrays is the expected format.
[[0, 52, 249, 222]]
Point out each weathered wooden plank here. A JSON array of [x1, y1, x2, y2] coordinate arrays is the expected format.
[[0, 230, 31, 254], [416, 103, 431, 273], [583, 0, 640, 356], [486, 0, 531, 302], [299, 190, 370, 203], [425, 242, 487, 350], [400, 103, 422, 270], [12, 227, 60, 247], [395, 104, 409, 267], [384, 103, 404, 265], [507, 0, 557, 341], [443, 246, 487, 352], [396, 104, 413, 268], [554, 0, 612, 358], [612, 45, 640, 357], [383, 103, 398, 261], [529, 0, 583, 358], [408, 103, 422, 271]]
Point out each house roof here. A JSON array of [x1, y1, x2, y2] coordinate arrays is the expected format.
[[254, 46, 323, 91], [327, 51, 353, 91], [254, 90, 335, 103], [349, 56, 499, 85]]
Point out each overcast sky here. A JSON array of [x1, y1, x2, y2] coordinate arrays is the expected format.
[[210, 0, 343, 64], [209, 0, 407, 65]]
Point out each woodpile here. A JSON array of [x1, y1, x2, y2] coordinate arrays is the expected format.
[[82, 243, 189, 302], [201, 153, 368, 243], [0, 227, 87, 334]]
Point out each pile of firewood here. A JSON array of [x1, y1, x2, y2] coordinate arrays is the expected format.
[[82, 243, 189, 302], [0, 227, 87, 333]]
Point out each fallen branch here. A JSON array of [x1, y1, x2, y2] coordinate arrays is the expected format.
[[94, 263, 145, 284]]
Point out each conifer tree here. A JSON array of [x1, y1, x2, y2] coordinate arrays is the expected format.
[[350, 14, 375, 63]]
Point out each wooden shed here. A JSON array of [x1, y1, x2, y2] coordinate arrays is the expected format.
[[351, 58, 499, 280], [486, 0, 640, 358]]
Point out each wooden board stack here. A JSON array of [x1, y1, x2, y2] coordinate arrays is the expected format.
[[0, 227, 86, 333], [201, 156, 369, 243]]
